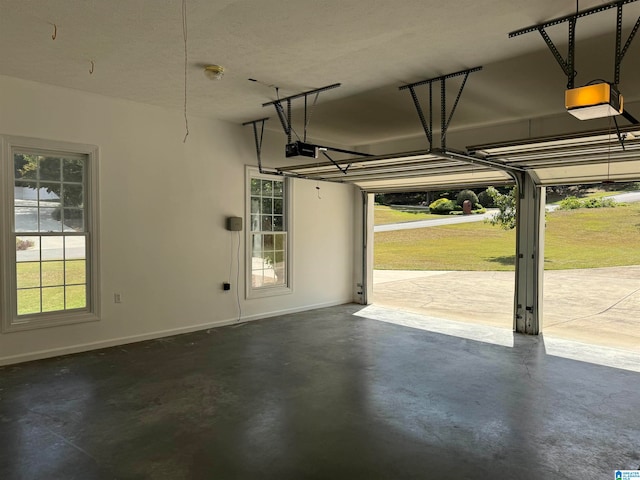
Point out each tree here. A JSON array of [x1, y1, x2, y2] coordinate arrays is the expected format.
[[486, 186, 516, 230], [456, 189, 479, 206], [15, 154, 84, 207]]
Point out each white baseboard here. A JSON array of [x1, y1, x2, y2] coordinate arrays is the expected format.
[[239, 299, 350, 322], [0, 299, 351, 366]]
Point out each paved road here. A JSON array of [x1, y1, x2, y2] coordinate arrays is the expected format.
[[374, 209, 497, 232], [376, 191, 640, 232], [606, 191, 640, 203], [15, 199, 86, 261]]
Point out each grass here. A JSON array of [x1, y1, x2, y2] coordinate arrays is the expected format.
[[546, 189, 624, 204], [374, 205, 442, 225], [375, 203, 640, 271], [544, 204, 640, 269], [580, 190, 624, 199], [16, 260, 87, 314]]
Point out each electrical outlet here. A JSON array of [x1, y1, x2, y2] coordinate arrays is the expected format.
[[114, 293, 123, 303]]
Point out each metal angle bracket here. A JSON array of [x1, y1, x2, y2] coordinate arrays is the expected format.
[[242, 117, 272, 174], [321, 151, 351, 174], [262, 83, 341, 143], [509, 0, 640, 89], [318, 146, 375, 174], [614, 3, 640, 85], [261, 83, 378, 174], [399, 67, 482, 151]]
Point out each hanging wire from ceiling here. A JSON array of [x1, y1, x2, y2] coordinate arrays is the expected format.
[[315, 155, 322, 200], [182, 0, 189, 143], [235, 230, 242, 322]]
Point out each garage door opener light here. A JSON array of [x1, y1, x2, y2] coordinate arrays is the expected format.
[[566, 83, 623, 120]]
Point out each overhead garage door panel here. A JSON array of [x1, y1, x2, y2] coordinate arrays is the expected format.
[[353, 170, 512, 193], [274, 127, 640, 191], [471, 127, 640, 187]]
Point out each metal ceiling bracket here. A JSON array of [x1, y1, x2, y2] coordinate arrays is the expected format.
[[263, 83, 341, 141], [304, 92, 320, 142], [537, 22, 577, 89], [261, 83, 376, 173], [408, 86, 432, 146], [509, 0, 640, 89], [622, 110, 639, 124], [320, 145, 374, 174], [321, 152, 351, 174], [399, 67, 482, 151], [242, 117, 272, 174], [613, 116, 627, 150], [614, 4, 640, 85], [272, 100, 292, 143]]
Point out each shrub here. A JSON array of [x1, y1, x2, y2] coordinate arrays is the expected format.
[[477, 190, 495, 208], [558, 196, 617, 210], [558, 196, 582, 210], [584, 197, 616, 208], [429, 198, 455, 214], [16, 238, 35, 251], [456, 189, 479, 207]]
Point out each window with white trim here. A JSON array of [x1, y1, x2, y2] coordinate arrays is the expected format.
[[246, 168, 292, 298], [1, 136, 100, 332]]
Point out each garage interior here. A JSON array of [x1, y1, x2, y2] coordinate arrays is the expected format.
[[1, 1, 640, 478]]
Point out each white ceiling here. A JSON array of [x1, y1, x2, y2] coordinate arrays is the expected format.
[[1, 0, 639, 147]]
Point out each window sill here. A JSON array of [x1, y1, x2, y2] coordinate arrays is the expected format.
[[2, 311, 100, 333], [246, 285, 293, 300]]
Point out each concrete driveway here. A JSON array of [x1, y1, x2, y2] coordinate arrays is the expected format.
[[373, 266, 640, 353]]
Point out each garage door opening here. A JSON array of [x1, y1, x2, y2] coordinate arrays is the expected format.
[[275, 126, 640, 344], [372, 189, 516, 330], [541, 182, 640, 353]]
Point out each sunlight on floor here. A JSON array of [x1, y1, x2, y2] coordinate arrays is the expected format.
[[355, 304, 515, 348], [356, 304, 640, 373]]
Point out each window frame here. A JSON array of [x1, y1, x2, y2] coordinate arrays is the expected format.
[[245, 167, 293, 299], [1, 135, 101, 332]]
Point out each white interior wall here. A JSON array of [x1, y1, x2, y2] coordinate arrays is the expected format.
[[0, 75, 358, 365]]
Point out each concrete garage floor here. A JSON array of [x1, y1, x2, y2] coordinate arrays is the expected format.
[[1, 304, 640, 479], [374, 266, 640, 353]]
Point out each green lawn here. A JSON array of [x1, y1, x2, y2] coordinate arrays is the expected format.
[[374, 205, 440, 225], [375, 203, 640, 270], [16, 260, 87, 314]]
